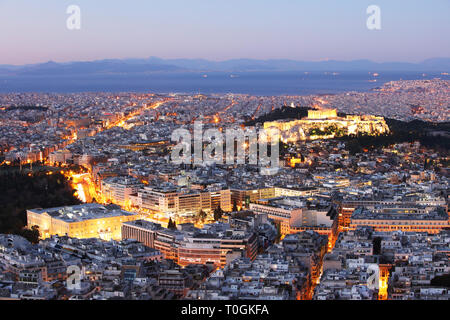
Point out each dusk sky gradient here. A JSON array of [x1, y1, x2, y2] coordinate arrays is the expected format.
[[0, 0, 449, 65]]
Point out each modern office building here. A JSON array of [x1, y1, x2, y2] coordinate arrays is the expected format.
[[136, 185, 231, 215], [122, 220, 258, 268], [349, 206, 449, 234]]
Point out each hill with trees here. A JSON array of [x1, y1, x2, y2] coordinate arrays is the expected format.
[[0, 168, 81, 243], [341, 118, 450, 154], [245, 105, 449, 153]]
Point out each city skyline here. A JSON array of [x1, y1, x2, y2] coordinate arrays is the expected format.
[[0, 83, 448, 301]]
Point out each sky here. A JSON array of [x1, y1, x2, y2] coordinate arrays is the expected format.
[[0, 0, 449, 65]]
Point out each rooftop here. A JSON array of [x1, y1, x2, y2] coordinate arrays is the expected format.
[[28, 203, 137, 222]]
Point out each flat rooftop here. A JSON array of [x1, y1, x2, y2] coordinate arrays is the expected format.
[[28, 203, 136, 223], [351, 206, 448, 221]]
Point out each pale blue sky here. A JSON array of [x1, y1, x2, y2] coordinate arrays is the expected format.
[[0, 0, 449, 65]]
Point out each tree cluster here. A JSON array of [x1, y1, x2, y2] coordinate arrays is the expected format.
[[0, 169, 81, 243]]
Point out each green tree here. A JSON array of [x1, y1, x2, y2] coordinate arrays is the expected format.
[[17, 225, 40, 244], [232, 200, 238, 212], [167, 218, 177, 230], [0, 169, 81, 237], [197, 210, 207, 223], [213, 207, 224, 221], [275, 222, 282, 243]]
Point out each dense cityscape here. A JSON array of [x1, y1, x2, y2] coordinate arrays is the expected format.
[[0, 0, 449, 309], [0, 78, 448, 300]]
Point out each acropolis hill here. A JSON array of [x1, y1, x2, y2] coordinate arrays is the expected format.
[[264, 108, 390, 143]]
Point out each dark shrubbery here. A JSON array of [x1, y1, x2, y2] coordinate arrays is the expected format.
[[0, 168, 81, 243]]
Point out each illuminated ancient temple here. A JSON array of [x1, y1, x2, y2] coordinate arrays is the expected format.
[[263, 108, 390, 143]]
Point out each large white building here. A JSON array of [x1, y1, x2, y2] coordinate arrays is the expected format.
[[27, 203, 140, 241]]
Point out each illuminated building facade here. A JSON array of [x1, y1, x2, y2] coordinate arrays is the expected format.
[[249, 202, 302, 235], [230, 186, 276, 209], [349, 206, 449, 234], [177, 234, 257, 268], [307, 109, 338, 119], [48, 149, 72, 164], [335, 199, 448, 232], [137, 186, 231, 214], [101, 176, 143, 207], [27, 203, 140, 241], [122, 220, 258, 268]]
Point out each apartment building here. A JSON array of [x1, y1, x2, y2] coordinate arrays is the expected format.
[[101, 176, 143, 207]]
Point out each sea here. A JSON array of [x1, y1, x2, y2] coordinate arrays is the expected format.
[[0, 71, 447, 95]]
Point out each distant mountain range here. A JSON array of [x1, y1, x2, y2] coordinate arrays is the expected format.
[[0, 57, 449, 76]]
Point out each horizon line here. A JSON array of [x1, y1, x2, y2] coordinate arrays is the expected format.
[[2, 56, 450, 67]]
